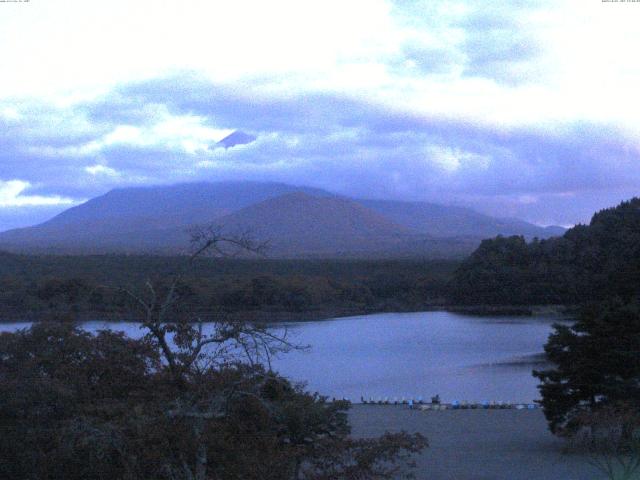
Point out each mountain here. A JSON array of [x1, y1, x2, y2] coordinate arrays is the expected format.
[[217, 130, 256, 148], [32, 181, 330, 229], [359, 199, 564, 239], [0, 182, 332, 254], [0, 181, 565, 257], [213, 192, 412, 256]]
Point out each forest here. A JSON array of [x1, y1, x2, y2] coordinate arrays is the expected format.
[[0, 253, 457, 321], [449, 198, 640, 306], [3, 197, 639, 321], [0, 226, 432, 480]]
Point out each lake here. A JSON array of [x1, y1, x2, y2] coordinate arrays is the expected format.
[[0, 311, 564, 403]]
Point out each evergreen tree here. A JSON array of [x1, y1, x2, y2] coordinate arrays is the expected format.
[[450, 197, 640, 306], [534, 299, 640, 434]]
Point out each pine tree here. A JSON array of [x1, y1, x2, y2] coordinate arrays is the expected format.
[[534, 299, 640, 434]]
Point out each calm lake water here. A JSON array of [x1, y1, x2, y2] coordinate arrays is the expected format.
[[0, 311, 564, 403]]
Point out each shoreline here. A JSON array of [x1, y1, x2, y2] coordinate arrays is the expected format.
[[0, 304, 572, 324]]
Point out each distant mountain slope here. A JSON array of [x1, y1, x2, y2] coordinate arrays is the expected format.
[[358, 199, 564, 239], [0, 181, 564, 257], [43, 181, 332, 228], [213, 192, 412, 256], [0, 182, 332, 252], [217, 130, 256, 148]]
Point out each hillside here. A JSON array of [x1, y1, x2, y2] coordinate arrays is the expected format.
[[0, 181, 563, 257], [215, 192, 411, 256], [24, 181, 331, 228], [0, 182, 331, 254], [360, 199, 564, 239], [449, 198, 640, 305]]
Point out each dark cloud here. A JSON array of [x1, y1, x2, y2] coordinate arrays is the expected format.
[[1, 72, 639, 229]]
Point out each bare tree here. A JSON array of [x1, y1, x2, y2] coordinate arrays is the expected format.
[[106, 226, 427, 479], [121, 226, 298, 479], [0, 227, 426, 479]]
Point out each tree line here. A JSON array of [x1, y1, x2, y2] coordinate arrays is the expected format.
[[0, 254, 457, 321], [449, 198, 640, 476], [449, 198, 640, 306], [0, 231, 427, 479]]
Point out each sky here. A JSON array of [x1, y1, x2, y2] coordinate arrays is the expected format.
[[1, 0, 639, 231]]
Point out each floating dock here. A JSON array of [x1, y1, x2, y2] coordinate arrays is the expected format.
[[328, 397, 539, 410]]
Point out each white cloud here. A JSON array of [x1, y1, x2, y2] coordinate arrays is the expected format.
[[1, 0, 639, 228], [0, 0, 397, 98], [0, 180, 76, 208], [426, 145, 491, 172], [85, 165, 119, 177], [1, 106, 21, 122], [151, 116, 232, 154], [2, 0, 639, 135], [29, 110, 232, 158]]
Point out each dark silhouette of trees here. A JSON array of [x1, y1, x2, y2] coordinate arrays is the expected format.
[[534, 300, 640, 435], [0, 228, 426, 479], [0, 252, 456, 321], [449, 198, 640, 306]]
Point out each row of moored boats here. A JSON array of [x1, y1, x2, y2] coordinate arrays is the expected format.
[[355, 397, 538, 409]]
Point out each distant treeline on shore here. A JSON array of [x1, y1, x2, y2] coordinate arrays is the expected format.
[[4, 197, 638, 321], [0, 253, 457, 321]]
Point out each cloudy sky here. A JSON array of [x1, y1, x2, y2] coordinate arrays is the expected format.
[[1, 0, 639, 230]]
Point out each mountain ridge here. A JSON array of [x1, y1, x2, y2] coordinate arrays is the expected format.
[[0, 181, 565, 258], [217, 130, 257, 149]]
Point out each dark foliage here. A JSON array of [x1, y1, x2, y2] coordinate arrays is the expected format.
[[0, 226, 431, 479], [0, 323, 426, 479], [449, 198, 640, 305], [0, 255, 457, 321], [568, 403, 640, 479], [533, 300, 640, 434]]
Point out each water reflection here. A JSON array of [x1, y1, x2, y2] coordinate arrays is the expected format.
[[0, 311, 567, 403]]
